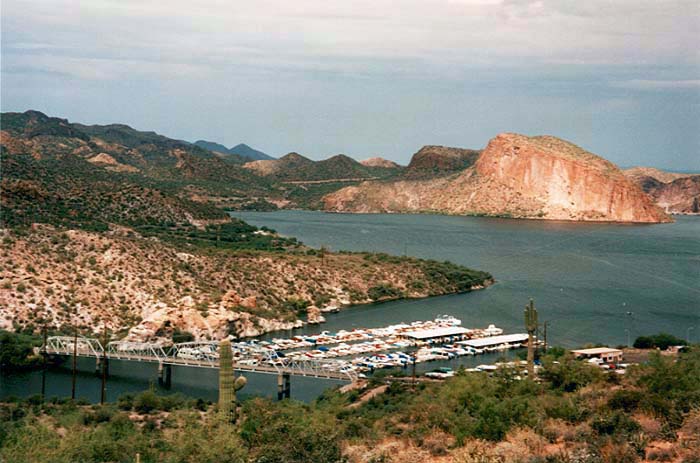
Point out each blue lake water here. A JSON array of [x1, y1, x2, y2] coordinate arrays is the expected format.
[[236, 211, 700, 348]]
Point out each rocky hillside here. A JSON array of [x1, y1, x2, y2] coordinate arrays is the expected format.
[[641, 175, 700, 214], [623, 167, 699, 214], [0, 226, 492, 342], [404, 145, 480, 178], [0, 111, 277, 225], [324, 133, 671, 223], [244, 152, 401, 182], [623, 166, 691, 184]]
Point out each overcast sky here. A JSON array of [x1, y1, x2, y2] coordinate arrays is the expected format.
[[2, 0, 699, 169]]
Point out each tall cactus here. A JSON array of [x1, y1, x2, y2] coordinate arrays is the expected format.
[[218, 339, 247, 422], [524, 299, 538, 379]]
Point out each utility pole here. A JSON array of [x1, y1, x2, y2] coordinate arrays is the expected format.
[[524, 299, 538, 379], [100, 326, 108, 405], [71, 328, 78, 400], [625, 311, 634, 347], [411, 356, 417, 390], [543, 321, 548, 353], [40, 325, 48, 403]]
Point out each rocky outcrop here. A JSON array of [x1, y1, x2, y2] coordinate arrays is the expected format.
[[642, 175, 700, 214], [87, 153, 140, 173], [324, 133, 671, 223], [623, 167, 699, 215], [360, 157, 401, 169], [405, 145, 480, 177]]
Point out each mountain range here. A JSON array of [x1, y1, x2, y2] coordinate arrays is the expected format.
[[2, 110, 696, 223]]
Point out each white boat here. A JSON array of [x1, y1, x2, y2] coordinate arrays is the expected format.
[[435, 315, 462, 326], [483, 324, 503, 336], [177, 348, 203, 360]]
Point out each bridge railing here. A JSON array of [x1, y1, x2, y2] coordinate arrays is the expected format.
[[45, 336, 104, 357], [44, 336, 358, 381]]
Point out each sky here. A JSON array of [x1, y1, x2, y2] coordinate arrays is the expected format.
[[2, 0, 699, 170]]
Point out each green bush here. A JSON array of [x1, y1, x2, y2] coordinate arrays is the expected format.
[[133, 390, 160, 414], [368, 283, 402, 301], [541, 356, 603, 392], [0, 331, 42, 371], [633, 333, 687, 350]]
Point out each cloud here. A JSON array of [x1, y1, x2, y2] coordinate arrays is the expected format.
[[2, 0, 698, 81], [612, 79, 700, 90]]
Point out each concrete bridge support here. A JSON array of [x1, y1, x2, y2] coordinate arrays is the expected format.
[[158, 363, 172, 388], [95, 357, 109, 377], [277, 373, 291, 400]]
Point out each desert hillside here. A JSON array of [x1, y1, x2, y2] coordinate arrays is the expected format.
[[0, 226, 491, 342], [324, 133, 671, 223]]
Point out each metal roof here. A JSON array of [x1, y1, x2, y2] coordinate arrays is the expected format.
[[459, 333, 529, 348], [571, 347, 622, 355], [402, 326, 470, 340]]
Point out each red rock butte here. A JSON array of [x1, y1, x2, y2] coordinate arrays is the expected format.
[[323, 133, 672, 223]]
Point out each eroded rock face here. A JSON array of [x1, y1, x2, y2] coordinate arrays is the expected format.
[[643, 175, 700, 214], [324, 133, 671, 223]]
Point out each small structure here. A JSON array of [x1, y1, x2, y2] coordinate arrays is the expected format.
[[571, 347, 623, 364]]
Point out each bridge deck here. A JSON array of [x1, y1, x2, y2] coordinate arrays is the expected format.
[[45, 341, 355, 381]]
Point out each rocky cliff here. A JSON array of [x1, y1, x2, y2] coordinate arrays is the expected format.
[[623, 167, 699, 215], [642, 175, 700, 214], [324, 133, 671, 223]]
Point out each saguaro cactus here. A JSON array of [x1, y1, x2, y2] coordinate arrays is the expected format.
[[524, 299, 538, 378], [218, 339, 247, 421]]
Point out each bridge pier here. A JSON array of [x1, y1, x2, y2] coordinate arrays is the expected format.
[[95, 357, 109, 377], [277, 373, 291, 400], [158, 363, 172, 388]]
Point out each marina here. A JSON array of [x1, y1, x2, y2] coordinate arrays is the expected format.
[[190, 315, 528, 375]]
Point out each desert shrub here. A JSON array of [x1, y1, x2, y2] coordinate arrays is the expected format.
[[368, 283, 402, 301], [541, 357, 603, 392], [591, 411, 641, 437], [608, 390, 644, 413], [117, 393, 134, 411], [241, 398, 343, 462], [133, 390, 160, 414], [172, 329, 194, 344]]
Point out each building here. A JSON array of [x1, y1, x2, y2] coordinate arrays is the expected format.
[[571, 347, 623, 364]]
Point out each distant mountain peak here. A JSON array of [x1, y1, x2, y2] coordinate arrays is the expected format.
[[194, 140, 274, 161], [229, 143, 274, 161]]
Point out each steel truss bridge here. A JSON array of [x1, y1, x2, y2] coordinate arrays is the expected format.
[[44, 336, 358, 382]]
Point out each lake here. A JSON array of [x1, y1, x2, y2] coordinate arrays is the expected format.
[[236, 211, 699, 348], [3, 212, 698, 403]]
